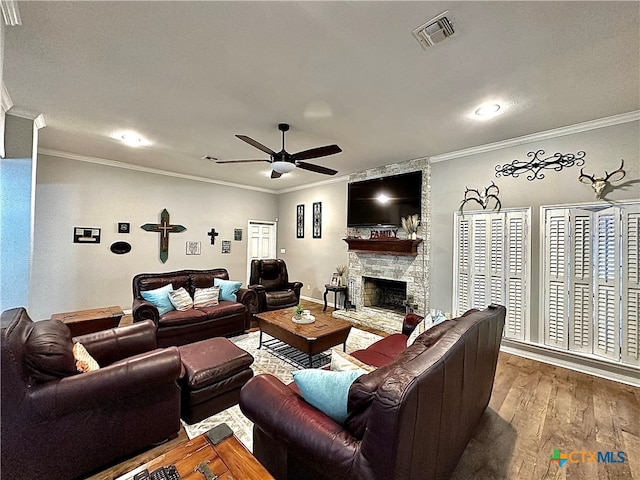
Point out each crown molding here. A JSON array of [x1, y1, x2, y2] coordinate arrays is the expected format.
[[38, 148, 279, 194], [275, 174, 348, 194], [0, 0, 21, 26], [1, 82, 13, 113], [430, 110, 640, 163]]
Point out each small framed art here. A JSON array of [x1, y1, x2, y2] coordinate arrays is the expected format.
[[186, 241, 201, 255], [296, 204, 304, 238]]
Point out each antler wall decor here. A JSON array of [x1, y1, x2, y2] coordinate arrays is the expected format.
[[495, 150, 586, 180], [578, 159, 626, 200], [459, 181, 502, 214]]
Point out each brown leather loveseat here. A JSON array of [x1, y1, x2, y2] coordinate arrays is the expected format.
[[240, 304, 506, 480], [132, 268, 257, 347], [1, 307, 182, 480]]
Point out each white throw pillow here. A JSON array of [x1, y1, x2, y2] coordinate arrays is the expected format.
[[406, 313, 433, 347], [73, 342, 100, 372]]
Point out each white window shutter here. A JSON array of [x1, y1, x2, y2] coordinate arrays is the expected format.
[[622, 206, 640, 366], [490, 215, 505, 306], [471, 216, 489, 309], [455, 215, 471, 315], [569, 210, 594, 354], [544, 209, 569, 349], [593, 208, 620, 360], [504, 212, 527, 340]]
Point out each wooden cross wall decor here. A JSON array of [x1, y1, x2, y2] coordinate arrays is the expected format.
[[141, 209, 186, 263], [207, 228, 219, 245]]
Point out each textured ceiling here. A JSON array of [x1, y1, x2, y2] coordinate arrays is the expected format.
[[4, 1, 639, 191]]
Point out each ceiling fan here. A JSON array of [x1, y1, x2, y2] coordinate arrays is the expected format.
[[214, 123, 341, 178]]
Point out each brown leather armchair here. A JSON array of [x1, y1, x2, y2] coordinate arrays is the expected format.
[[1, 308, 182, 480], [240, 305, 506, 480], [248, 259, 303, 312]]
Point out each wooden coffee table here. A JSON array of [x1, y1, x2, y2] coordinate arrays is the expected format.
[[255, 308, 352, 368], [116, 433, 274, 480]]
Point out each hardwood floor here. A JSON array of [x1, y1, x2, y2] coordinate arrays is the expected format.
[[90, 303, 639, 479]]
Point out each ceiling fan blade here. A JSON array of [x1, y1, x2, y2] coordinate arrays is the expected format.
[[296, 161, 338, 176], [236, 135, 277, 156], [271, 170, 282, 179], [215, 159, 271, 164], [292, 144, 342, 161]]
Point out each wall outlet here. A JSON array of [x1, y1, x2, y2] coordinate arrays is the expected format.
[[307, 285, 310, 290], [280, 248, 286, 254]]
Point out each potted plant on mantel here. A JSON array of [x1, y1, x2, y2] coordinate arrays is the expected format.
[[401, 214, 420, 240]]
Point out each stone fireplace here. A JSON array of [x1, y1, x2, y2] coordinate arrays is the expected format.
[[333, 157, 431, 334]]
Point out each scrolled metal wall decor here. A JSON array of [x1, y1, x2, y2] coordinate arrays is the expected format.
[[459, 181, 502, 214], [495, 150, 586, 181]]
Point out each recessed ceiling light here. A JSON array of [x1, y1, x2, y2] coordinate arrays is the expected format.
[[112, 130, 150, 147], [474, 103, 502, 118]]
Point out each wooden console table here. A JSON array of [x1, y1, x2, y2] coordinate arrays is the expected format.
[[51, 305, 124, 337], [343, 238, 423, 256], [116, 433, 275, 480]]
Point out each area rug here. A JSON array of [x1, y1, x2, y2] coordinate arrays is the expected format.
[[181, 327, 382, 451]]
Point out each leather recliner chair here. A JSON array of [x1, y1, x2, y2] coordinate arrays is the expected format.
[[0, 308, 182, 480], [248, 259, 303, 312]]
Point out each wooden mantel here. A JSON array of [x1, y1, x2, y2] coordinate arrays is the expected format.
[[343, 237, 423, 256]]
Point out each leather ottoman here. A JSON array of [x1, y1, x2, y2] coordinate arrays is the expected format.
[[178, 337, 254, 424]]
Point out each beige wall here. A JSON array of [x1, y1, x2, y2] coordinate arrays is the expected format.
[[430, 120, 640, 341], [276, 179, 349, 302], [31, 154, 278, 319]]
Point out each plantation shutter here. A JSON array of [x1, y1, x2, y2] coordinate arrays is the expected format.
[[471, 216, 489, 309], [593, 208, 620, 360], [568, 210, 594, 354], [454, 209, 529, 338], [456, 217, 471, 314], [504, 212, 527, 340], [544, 209, 569, 349], [622, 206, 640, 366]]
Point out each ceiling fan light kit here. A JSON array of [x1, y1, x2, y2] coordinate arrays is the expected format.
[[215, 122, 341, 178]]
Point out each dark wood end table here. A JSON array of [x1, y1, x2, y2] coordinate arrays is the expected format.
[[51, 305, 124, 337], [323, 284, 348, 311]]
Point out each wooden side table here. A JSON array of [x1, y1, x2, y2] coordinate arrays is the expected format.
[[323, 284, 348, 312], [51, 305, 124, 337]]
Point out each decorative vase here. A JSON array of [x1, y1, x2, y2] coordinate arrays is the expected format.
[[410, 232, 417, 240]]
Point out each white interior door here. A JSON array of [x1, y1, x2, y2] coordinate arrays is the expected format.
[[246, 221, 277, 284]]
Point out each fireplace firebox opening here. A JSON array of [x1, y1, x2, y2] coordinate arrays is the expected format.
[[362, 277, 408, 314]]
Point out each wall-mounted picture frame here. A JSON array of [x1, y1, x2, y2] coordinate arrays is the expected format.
[[186, 241, 201, 255], [118, 222, 130, 233], [313, 202, 322, 238], [234, 228, 242, 241], [73, 227, 101, 244], [222, 240, 231, 254], [296, 204, 304, 238]]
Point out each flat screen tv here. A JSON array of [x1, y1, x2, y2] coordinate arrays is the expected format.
[[347, 170, 422, 227]]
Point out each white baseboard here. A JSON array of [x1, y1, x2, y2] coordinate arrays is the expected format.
[[300, 295, 324, 306], [500, 339, 639, 387]]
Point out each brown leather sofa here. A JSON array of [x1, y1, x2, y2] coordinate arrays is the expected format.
[[132, 268, 257, 347], [240, 304, 506, 480], [1, 308, 182, 480], [248, 259, 303, 312]]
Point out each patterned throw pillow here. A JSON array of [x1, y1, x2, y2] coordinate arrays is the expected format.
[[330, 349, 376, 372], [406, 313, 433, 347], [168, 287, 194, 311], [73, 342, 100, 372], [193, 286, 220, 307]]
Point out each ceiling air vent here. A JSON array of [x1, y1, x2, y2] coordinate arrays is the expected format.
[[412, 11, 454, 50]]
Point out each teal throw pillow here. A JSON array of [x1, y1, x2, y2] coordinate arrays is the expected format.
[[141, 283, 175, 315], [292, 368, 365, 424], [214, 278, 242, 302]]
